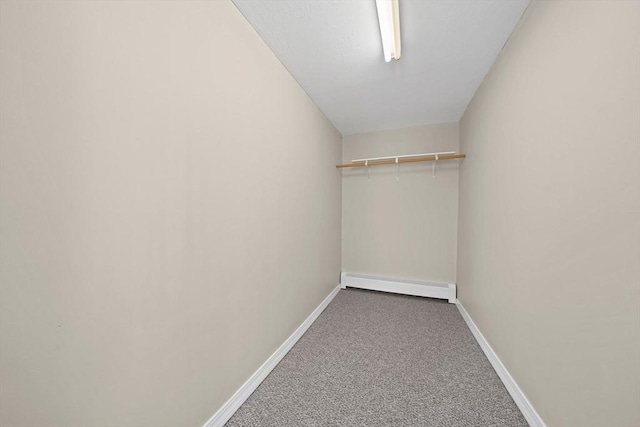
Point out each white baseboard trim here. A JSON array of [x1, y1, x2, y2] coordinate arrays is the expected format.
[[202, 285, 341, 427], [456, 300, 546, 427], [341, 272, 456, 303]]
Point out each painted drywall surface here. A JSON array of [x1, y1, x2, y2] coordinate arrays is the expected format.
[[342, 123, 459, 284], [457, 1, 640, 426], [0, 1, 341, 426], [233, 0, 529, 135]]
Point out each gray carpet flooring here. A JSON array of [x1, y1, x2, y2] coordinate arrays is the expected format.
[[225, 289, 528, 427]]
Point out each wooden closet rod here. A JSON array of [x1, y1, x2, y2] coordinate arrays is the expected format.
[[336, 153, 465, 169]]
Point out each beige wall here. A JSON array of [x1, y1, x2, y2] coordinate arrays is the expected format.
[[342, 123, 459, 284], [0, 1, 341, 426], [457, 1, 640, 426]]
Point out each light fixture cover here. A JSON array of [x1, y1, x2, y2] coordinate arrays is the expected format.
[[375, 0, 401, 62]]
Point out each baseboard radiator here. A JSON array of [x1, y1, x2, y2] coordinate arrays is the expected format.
[[340, 272, 456, 303]]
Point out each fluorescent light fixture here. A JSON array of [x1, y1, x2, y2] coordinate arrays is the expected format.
[[375, 0, 401, 62]]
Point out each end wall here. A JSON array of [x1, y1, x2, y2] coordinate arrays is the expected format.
[[0, 1, 341, 426], [457, 1, 640, 426], [342, 123, 459, 284]]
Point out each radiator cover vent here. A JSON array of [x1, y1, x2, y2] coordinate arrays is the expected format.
[[340, 272, 456, 303]]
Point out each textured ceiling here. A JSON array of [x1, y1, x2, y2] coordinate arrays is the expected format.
[[232, 0, 529, 135]]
